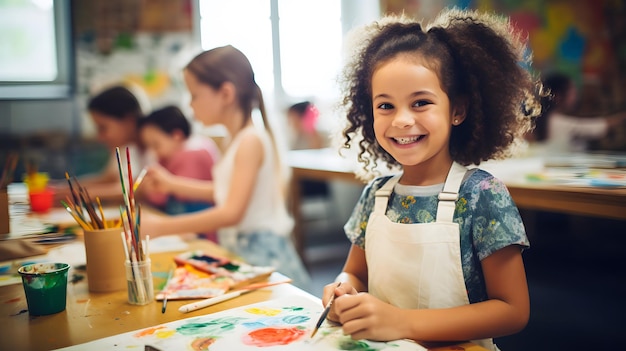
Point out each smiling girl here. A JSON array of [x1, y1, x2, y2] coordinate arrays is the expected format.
[[322, 8, 542, 350]]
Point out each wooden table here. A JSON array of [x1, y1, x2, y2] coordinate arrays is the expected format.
[[288, 149, 626, 260], [0, 240, 295, 350], [0, 238, 487, 351], [289, 149, 626, 218], [479, 156, 626, 221]]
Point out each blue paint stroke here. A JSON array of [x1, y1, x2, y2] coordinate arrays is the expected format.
[[241, 314, 310, 329], [242, 321, 267, 329], [241, 316, 283, 328], [282, 315, 310, 324]]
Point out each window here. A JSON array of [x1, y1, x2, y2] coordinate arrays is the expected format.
[[0, 0, 73, 99], [198, 0, 342, 100], [199, 0, 274, 95], [277, 0, 342, 99]]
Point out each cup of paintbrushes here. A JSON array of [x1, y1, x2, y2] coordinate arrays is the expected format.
[[125, 258, 154, 305], [83, 227, 127, 292]]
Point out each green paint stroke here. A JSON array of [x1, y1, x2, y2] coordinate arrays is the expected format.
[[176, 317, 244, 336], [282, 306, 304, 311], [338, 339, 380, 351]]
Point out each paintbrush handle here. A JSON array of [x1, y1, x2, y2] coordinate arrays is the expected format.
[[179, 290, 246, 313], [133, 168, 148, 191], [178, 279, 292, 313], [311, 282, 342, 338], [314, 305, 332, 328]]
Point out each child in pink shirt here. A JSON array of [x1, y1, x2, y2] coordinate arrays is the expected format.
[[138, 105, 220, 240]]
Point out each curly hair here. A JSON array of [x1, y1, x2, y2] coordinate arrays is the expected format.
[[339, 8, 543, 178]]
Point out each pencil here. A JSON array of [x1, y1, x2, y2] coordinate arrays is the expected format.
[[311, 282, 342, 338]]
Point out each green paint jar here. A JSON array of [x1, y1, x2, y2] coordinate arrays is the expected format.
[[18, 262, 70, 315]]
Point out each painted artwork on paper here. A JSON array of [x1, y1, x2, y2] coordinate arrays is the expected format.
[[55, 295, 426, 351], [155, 251, 274, 300]]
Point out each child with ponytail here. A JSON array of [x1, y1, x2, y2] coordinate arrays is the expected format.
[[142, 46, 310, 290]]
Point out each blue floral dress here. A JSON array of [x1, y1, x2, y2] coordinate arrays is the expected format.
[[344, 169, 529, 303]]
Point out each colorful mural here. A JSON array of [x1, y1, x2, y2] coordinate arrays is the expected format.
[[384, 0, 623, 82]]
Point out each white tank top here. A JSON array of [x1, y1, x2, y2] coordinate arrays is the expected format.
[[212, 125, 293, 240]]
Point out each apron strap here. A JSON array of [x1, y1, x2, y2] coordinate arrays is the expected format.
[[373, 174, 401, 213], [436, 162, 468, 223]]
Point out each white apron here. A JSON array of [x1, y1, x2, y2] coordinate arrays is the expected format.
[[364, 162, 496, 350]]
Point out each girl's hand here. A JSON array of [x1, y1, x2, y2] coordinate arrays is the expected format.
[[334, 293, 407, 341], [322, 282, 358, 322], [142, 164, 174, 195], [137, 210, 166, 237]]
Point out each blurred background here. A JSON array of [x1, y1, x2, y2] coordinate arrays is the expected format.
[[1, 0, 625, 172], [1, 1, 625, 350]]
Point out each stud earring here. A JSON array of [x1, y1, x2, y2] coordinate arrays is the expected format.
[[453, 119, 459, 124]]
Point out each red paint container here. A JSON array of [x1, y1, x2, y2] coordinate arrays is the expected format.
[[29, 188, 55, 213]]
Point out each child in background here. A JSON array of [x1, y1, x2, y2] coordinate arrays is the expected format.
[[138, 105, 220, 241], [532, 72, 626, 152], [52, 85, 147, 202], [286, 101, 329, 198], [141, 46, 310, 290], [287, 101, 324, 150], [323, 9, 541, 350]]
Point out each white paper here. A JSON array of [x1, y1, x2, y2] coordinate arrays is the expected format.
[[54, 294, 426, 351]]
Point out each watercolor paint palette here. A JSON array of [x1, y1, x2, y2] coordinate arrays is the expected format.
[[54, 294, 426, 351], [155, 251, 274, 300]]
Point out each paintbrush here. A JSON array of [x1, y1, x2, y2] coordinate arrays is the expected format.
[[78, 184, 104, 229], [126, 147, 136, 214], [161, 266, 175, 313], [133, 167, 148, 192], [311, 282, 342, 338], [60, 200, 93, 230], [96, 197, 106, 228], [178, 279, 293, 313], [1, 153, 19, 188], [115, 147, 134, 236], [65, 172, 84, 216]]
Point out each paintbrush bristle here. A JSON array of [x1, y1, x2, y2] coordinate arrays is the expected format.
[[311, 305, 331, 338], [310, 328, 319, 338], [311, 282, 342, 338]]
